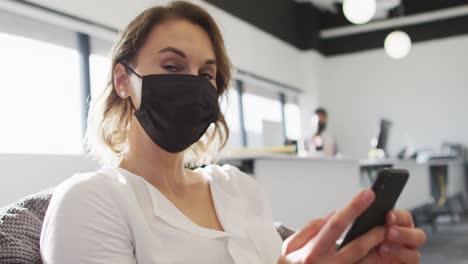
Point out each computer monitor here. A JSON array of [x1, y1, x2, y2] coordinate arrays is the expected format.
[[376, 118, 392, 155]]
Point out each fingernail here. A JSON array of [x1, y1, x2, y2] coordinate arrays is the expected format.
[[388, 228, 398, 240], [380, 244, 391, 254], [390, 212, 397, 224], [361, 190, 374, 203]]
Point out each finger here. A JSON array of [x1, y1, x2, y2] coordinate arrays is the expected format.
[[312, 189, 375, 253], [379, 257, 401, 264], [336, 227, 385, 263], [379, 243, 421, 263], [377, 242, 403, 264], [386, 226, 426, 249], [282, 218, 327, 255], [387, 210, 414, 228], [378, 257, 401, 264], [357, 249, 383, 264]]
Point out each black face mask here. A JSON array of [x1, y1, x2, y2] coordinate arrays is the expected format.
[[317, 122, 326, 134], [122, 63, 220, 153]]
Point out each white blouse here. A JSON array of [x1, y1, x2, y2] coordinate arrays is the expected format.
[[40, 164, 283, 264]]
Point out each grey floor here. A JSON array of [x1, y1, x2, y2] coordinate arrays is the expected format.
[[420, 218, 468, 264]]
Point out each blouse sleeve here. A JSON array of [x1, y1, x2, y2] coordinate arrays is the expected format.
[[40, 173, 136, 264]]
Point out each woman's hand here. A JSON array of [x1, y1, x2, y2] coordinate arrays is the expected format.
[[377, 210, 426, 263], [278, 189, 386, 264]]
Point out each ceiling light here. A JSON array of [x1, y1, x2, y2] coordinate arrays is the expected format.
[[384, 30, 412, 59], [343, 0, 377, 25]]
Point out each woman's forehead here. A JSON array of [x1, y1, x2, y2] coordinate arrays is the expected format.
[[142, 19, 216, 61]]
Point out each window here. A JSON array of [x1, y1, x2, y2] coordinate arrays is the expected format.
[[219, 87, 243, 149], [243, 85, 283, 148], [90, 54, 111, 98], [90, 37, 113, 98], [0, 31, 82, 154], [284, 96, 302, 140]]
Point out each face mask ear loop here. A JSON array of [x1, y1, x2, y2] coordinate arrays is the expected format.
[[119, 61, 142, 112], [120, 61, 143, 79], [128, 96, 137, 112]]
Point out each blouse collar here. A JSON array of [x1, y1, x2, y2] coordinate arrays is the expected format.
[[115, 166, 248, 239]]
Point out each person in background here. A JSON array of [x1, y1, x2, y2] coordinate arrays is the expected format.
[[311, 107, 338, 156], [40, 1, 425, 263]]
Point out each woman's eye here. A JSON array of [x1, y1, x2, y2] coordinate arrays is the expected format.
[[201, 73, 214, 80], [163, 65, 178, 72]]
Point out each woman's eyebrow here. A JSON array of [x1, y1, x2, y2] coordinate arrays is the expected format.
[[158, 47, 186, 58], [205, 59, 216, 66], [159, 47, 216, 65]]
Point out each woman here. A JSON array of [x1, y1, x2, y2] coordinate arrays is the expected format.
[[40, 1, 425, 263]]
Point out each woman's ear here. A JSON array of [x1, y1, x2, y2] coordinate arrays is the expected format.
[[114, 63, 130, 98]]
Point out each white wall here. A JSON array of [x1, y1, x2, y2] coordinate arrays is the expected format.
[[0, 154, 98, 206], [197, 2, 321, 95], [319, 35, 468, 158]]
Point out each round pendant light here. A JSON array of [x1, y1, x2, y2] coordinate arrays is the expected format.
[[384, 30, 412, 59], [343, 0, 377, 25]]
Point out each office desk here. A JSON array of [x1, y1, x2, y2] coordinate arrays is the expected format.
[[221, 154, 361, 229], [220, 154, 466, 230], [255, 156, 360, 230]]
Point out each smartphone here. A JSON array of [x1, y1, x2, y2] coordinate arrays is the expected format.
[[337, 168, 409, 250]]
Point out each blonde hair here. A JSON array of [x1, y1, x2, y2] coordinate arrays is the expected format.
[[85, 1, 231, 167]]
